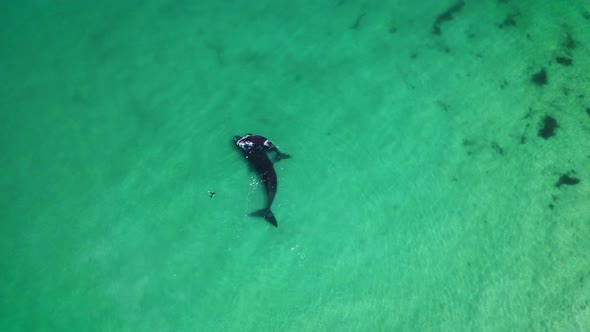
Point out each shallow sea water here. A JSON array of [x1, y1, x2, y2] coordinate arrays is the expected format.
[[1, 1, 589, 331]]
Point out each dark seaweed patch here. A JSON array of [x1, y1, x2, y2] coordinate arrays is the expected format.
[[388, 25, 398, 34], [555, 56, 573, 66], [491, 142, 504, 155], [350, 12, 366, 30], [437, 101, 450, 112], [531, 68, 548, 86], [555, 172, 580, 187], [522, 107, 534, 119], [563, 33, 577, 51], [538, 115, 558, 139], [586, 108, 590, 117], [498, 14, 517, 28], [432, 1, 465, 35]]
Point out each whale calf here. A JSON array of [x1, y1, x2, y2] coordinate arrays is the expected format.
[[234, 134, 291, 227]]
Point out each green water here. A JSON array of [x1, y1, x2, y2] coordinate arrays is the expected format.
[[1, 0, 589, 330]]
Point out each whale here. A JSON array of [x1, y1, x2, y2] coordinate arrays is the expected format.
[[234, 134, 291, 227]]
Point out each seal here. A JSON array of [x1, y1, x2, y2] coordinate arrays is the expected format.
[[234, 134, 291, 227]]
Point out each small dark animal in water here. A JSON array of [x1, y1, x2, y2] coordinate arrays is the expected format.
[[234, 134, 291, 227]]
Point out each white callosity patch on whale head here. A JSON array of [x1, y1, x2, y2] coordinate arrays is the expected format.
[[236, 135, 255, 150]]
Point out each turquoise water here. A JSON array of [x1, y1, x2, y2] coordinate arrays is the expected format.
[[1, 0, 589, 330]]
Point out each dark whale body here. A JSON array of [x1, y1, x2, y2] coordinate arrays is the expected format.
[[234, 134, 291, 227]]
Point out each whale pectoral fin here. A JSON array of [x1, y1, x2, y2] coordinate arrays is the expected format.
[[250, 208, 278, 227], [273, 152, 292, 164]]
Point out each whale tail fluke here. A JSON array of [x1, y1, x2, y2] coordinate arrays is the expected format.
[[250, 208, 278, 227]]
